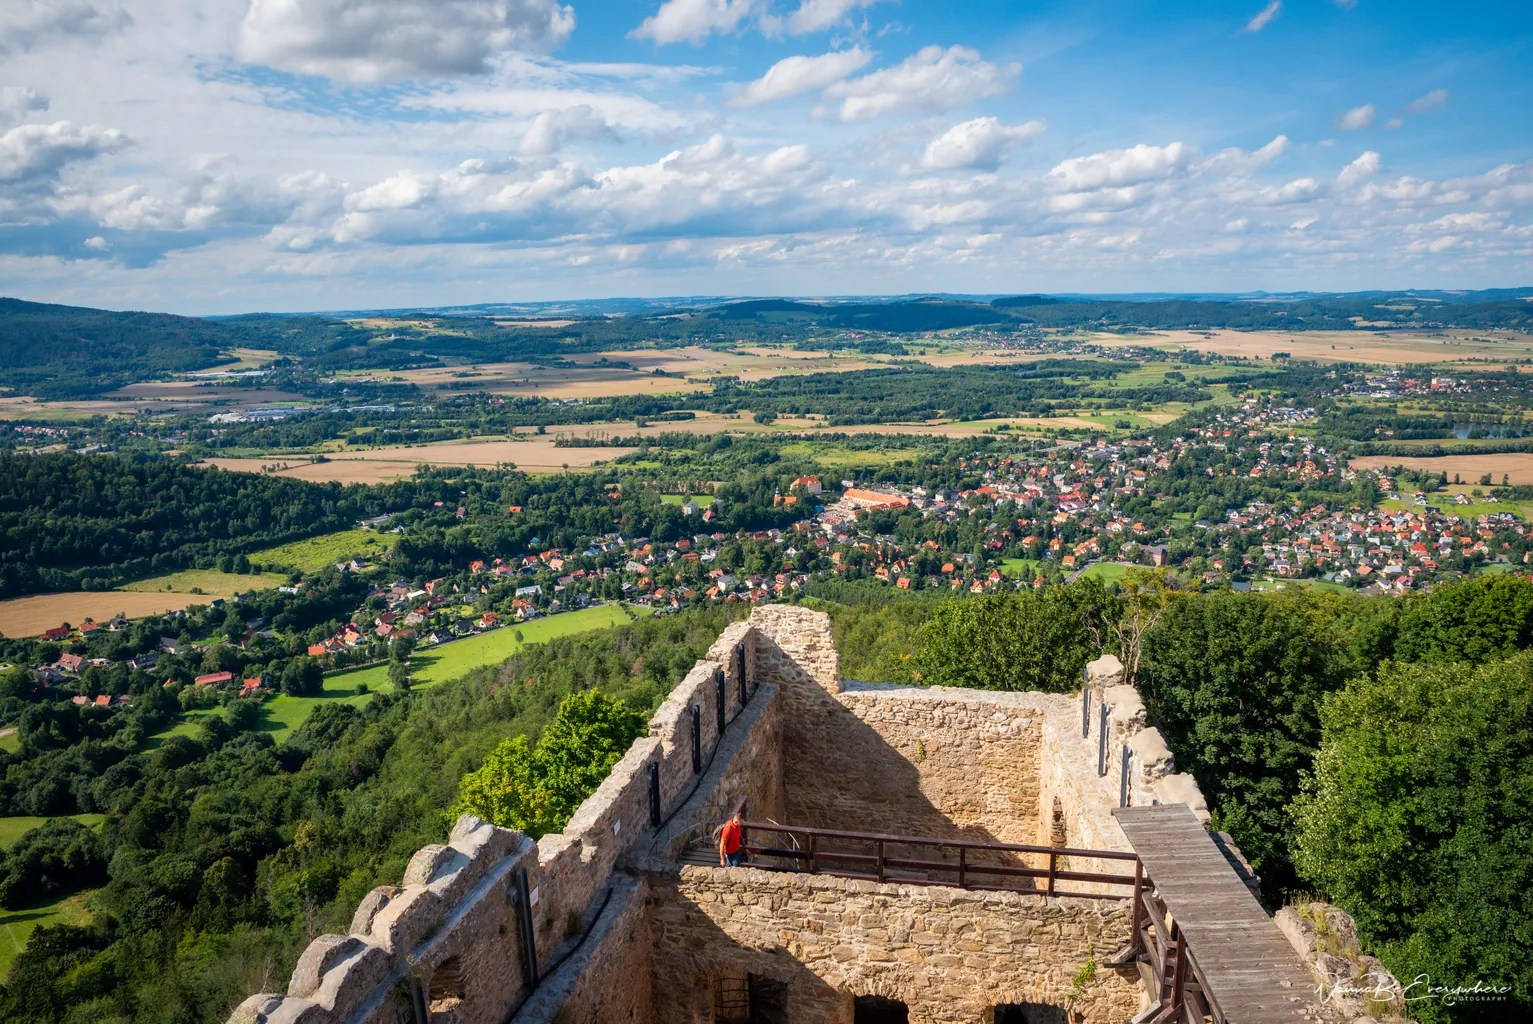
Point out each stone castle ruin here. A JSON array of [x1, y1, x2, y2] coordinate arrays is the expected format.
[[232, 606, 1402, 1024]]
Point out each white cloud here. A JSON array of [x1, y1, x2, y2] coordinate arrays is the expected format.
[[780, 0, 884, 35], [733, 48, 871, 106], [0, 1, 129, 54], [632, 0, 758, 45], [1338, 103, 1375, 131], [0, 120, 126, 185], [1243, 1, 1282, 33], [519, 105, 619, 156], [1336, 150, 1380, 189], [1404, 88, 1449, 116], [824, 45, 1019, 122], [83, 234, 108, 250], [1047, 142, 1192, 192], [0, 86, 49, 126], [237, 0, 576, 82], [921, 116, 1045, 171]]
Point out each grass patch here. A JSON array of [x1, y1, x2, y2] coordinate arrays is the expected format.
[[0, 814, 105, 850], [118, 568, 285, 595], [659, 494, 715, 507], [250, 528, 399, 574], [1077, 562, 1132, 584], [0, 730, 16, 754], [0, 889, 93, 980], [1250, 577, 1353, 593], [777, 441, 922, 469], [1378, 485, 1533, 519], [999, 558, 1045, 579], [261, 604, 647, 743]]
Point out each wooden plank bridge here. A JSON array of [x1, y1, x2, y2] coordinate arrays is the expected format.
[[1113, 804, 1325, 1024]]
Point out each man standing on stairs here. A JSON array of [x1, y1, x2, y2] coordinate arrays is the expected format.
[[719, 813, 745, 867]]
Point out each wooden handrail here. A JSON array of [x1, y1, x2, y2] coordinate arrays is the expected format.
[[737, 821, 1140, 861]]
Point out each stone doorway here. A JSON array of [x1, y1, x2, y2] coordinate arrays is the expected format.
[[853, 995, 909, 1024]]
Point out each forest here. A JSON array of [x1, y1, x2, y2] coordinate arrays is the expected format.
[[0, 608, 733, 1024]]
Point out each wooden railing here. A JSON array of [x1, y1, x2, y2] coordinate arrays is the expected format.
[[1116, 885, 1226, 1024], [733, 821, 1143, 900]]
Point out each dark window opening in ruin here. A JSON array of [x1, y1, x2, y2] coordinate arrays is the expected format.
[[713, 972, 787, 1024], [994, 1002, 1068, 1024], [854, 994, 909, 1024], [427, 955, 466, 1017]]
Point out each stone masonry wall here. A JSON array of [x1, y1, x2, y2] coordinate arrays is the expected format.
[[228, 615, 779, 1024], [646, 865, 1145, 1024]]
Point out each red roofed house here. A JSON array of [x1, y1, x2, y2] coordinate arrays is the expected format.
[[194, 671, 234, 687]]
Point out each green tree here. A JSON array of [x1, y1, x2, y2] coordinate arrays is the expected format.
[[1138, 591, 1342, 894], [916, 582, 1117, 692], [452, 689, 644, 837], [1392, 574, 1533, 666], [1294, 653, 1533, 1021]]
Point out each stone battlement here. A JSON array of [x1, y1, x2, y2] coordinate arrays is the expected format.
[[229, 605, 1232, 1024]]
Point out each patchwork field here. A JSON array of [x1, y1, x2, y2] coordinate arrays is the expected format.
[[119, 568, 286, 594], [0, 814, 106, 851], [251, 528, 399, 573], [203, 437, 635, 482], [0, 590, 236, 638], [1092, 329, 1533, 366], [1351, 453, 1533, 486]]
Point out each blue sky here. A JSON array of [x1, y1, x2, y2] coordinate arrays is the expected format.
[[0, 0, 1529, 313]]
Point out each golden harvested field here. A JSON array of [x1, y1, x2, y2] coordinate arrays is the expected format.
[[1349, 453, 1533, 486], [204, 438, 634, 482], [1092, 329, 1533, 366], [0, 591, 236, 638]]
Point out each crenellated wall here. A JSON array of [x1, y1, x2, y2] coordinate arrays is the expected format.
[[229, 604, 1213, 1024], [229, 611, 786, 1024]]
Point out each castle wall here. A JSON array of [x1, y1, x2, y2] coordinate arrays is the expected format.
[[645, 865, 1145, 1024], [228, 614, 782, 1024]]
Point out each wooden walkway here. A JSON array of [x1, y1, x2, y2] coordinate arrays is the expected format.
[[1114, 805, 1324, 1024]]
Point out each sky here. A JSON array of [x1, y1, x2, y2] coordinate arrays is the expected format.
[[0, 0, 1530, 314]]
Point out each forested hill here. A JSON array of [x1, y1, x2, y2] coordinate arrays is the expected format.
[[0, 453, 437, 597], [0, 299, 366, 399], [0, 298, 233, 399]]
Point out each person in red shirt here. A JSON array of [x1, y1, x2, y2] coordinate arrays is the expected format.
[[718, 814, 744, 867]]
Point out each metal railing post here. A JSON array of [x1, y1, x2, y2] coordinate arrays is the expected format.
[[1082, 682, 1091, 738], [647, 761, 661, 829], [1097, 704, 1109, 776], [714, 667, 726, 736], [690, 704, 702, 774], [1047, 849, 1057, 896], [806, 832, 816, 875], [957, 845, 966, 889], [876, 839, 886, 882], [1119, 743, 1131, 806]]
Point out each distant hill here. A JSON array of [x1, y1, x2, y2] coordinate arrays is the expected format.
[[0, 297, 233, 399]]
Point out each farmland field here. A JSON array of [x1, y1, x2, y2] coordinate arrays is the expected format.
[[250, 528, 399, 573], [1350, 453, 1533, 486], [1090, 328, 1533, 366], [0, 591, 235, 638], [119, 568, 286, 594]]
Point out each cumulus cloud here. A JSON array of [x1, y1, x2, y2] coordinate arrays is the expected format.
[[0, 120, 127, 185], [921, 116, 1045, 171], [733, 48, 871, 106], [1046, 142, 1193, 192], [778, 0, 885, 35], [631, 0, 758, 45], [1243, 2, 1282, 33], [1336, 150, 1380, 189], [1338, 103, 1375, 130], [237, 0, 576, 82], [518, 105, 619, 156], [0, 1, 129, 54], [823, 45, 1019, 122], [0, 87, 49, 127]]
